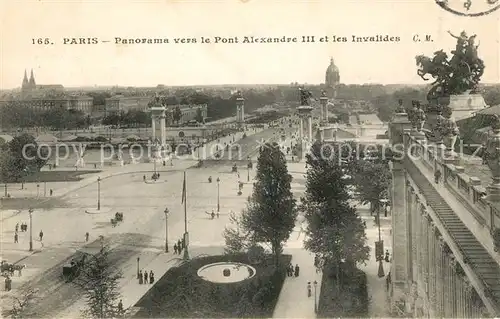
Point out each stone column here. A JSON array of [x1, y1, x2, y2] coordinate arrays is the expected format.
[[151, 115, 157, 141], [307, 116, 313, 141], [391, 161, 408, 284], [299, 117, 304, 142], [436, 236, 445, 317], [448, 254, 457, 318], [421, 210, 429, 295], [428, 222, 437, 316]]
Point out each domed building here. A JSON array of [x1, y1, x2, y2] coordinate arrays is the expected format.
[[325, 57, 340, 98]]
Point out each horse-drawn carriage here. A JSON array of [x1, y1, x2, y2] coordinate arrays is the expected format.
[[111, 212, 124, 227], [1, 260, 25, 277]]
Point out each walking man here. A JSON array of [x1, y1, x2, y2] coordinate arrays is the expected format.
[[14, 232, 18, 243], [117, 299, 123, 314], [307, 281, 312, 297], [39, 230, 44, 241], [143, 270, 148, 284], [174, 243, 178, 254], [294, 264, 300, 277], [434, 169, 442, 184], [85, 232, 89, 242], [138, 270, 143, 284]]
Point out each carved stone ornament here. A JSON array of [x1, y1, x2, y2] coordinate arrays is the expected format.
[[410, 100, 426, 131], [484, 114, 500, 188], [396, 99, 406, 114]]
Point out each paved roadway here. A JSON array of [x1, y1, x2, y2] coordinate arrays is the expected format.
[[0, 124, 291, 317]]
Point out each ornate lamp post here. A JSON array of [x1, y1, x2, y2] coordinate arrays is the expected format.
[[136, 257, 140, 279], [97, 176, 101, 211], [37, 183, 40, 198], [376, 201, 385, 278], [4, 183, 7, 197], [216, 177, 220, 212], [28, 208, 33, 251], [164, 208, 170, 253], [313, 280, 318, 313]]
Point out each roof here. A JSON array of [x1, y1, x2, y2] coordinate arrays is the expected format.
[[476, 105, 500, 115]]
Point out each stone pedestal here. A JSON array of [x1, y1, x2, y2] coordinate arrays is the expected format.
[[236, 95, 245, 124]]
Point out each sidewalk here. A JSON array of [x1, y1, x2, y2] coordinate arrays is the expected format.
[[273, 220, 322, 319], [359, 213, 392, 318]]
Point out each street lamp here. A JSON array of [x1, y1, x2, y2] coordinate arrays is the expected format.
[[28, 208, 33, 251], [4, 183, 7, 197], [247, 164, 250, 182], [37, 183, 40, 198], [97, 176, 101, 211], [313, 280, 318, 313], [216, 177, 220, 212], [136, 257, 140, 279], [376, 202, 385, 278], [164, 208, 169, 253]]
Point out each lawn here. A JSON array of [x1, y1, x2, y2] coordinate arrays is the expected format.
[[134, 253, 291, 318], [22, 170, 99, 183], [317, 262, 369, 318]]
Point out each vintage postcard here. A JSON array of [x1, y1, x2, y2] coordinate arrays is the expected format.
[[1, 0, 500, 318]]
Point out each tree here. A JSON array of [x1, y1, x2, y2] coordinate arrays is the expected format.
[[75, 244, 124, 318], [352, 160, 391, 217], [4, 288, 39, 319], [195, 107, 204, 123], [0, 134, 48, 182], [173, 106, 182, 124], [301, 142, 369, 287], [223, 142, 296, 267]]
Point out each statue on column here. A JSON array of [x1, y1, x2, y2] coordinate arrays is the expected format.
[[299, 87, 313, 106]]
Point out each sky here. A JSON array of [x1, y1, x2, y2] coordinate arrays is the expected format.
[[1, 0, 499, 89]]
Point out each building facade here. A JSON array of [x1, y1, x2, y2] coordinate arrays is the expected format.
[[389, 108, 500, 317], [0, 69, 94, 115], [104, 95, 152, 115]]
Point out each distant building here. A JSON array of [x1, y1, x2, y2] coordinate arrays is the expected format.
[[0, 70, 93, 115], [325, 58, 340, 98], [168, 104, 208, 124], [104, 95, 152, 115]]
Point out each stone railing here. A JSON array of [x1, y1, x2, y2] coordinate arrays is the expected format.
[[405, 133, 493, 231]]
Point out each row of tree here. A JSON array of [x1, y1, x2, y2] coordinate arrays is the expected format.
[[0, 105, 91, 130], [223, 139, 391, 282]]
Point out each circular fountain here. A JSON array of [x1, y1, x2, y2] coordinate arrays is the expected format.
[[197, 262, 256, 283]]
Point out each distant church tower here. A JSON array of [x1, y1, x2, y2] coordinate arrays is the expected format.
[[21, 69, 29, 92], [325, 57, 340, 98], [21, 69, 37, 95], [28, 69, 36, 88]]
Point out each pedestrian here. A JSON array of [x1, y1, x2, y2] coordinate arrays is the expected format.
[[385, 250, 390, 262], [143, 175, 146, 182], [138, 270, 143, 284], [39, 230, 44, 241], [117, 299, 123, 313], [49, 189, 53, 196], [294, 264, 300, 277], [15, 223, 19, 233], [85, 232, 89, 242], [14, 232, 18, 243], [307, 281, 312, 297], [5, 276, 12, 291], [177, 239, 182, 251], [149, 270, 154, 284], [434, 169, 442, 184], [143, 270, 148, 284], [211, 211, 215, 219], [174, 243, 178, 254]]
